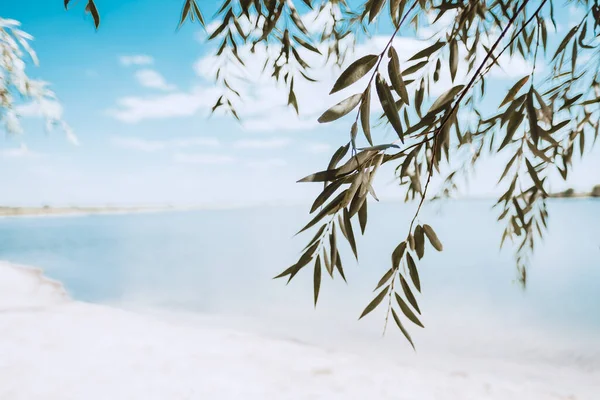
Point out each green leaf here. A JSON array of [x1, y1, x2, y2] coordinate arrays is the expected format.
[[400, 275, 420, 314], [360, 87, 373, 145], [311, 180, 344, 213], [500, 76, 530, 107], [297, 190, 347, 233], [330, 55, 378, 94], [422, 224, 443, 251], [318, 94, 362, 123], [369, 0, 386, 22], [328, 144, 350, 171], [358, 200, 367, 234], [414, 225, 425, 259], [303, 224, 326, 251], [391, 241, 407, 270], [408, 41, 445, 61], [406, 253, 420, 292], [395, 293, 424, 327], [359, 144, 400, 151], [403, 61, 428, 75], [86, 0, 100, 28], [392, 309, 415, 350], [375, 74, 404, 141], [428, 85, 464, 113], [343, 208, 358, 260], [298, 169, 339, 183], [449, 40, 458, 82], [314, 256, 321, 306], [388, 47, 410, 105], [552, 26, 578, 61], [334, 249, 347, 282], [375, 268, 394, 291], [359, 286, 389, 319]]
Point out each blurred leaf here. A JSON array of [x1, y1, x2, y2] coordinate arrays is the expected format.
[[86, 0, 100, 28], [314, 256, 321, 306], [450, 40, 458, 81], [500, 76, 529, 107], [392, 309, 415, 349], [330, 55, 378, 94], [369, 0, 386, 22]]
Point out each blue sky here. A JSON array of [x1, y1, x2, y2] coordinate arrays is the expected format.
[[1, 0, 598, 206]]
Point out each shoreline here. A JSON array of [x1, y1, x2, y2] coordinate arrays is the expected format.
[[1, 196, 598, 219], [0, 260, 598, 399]]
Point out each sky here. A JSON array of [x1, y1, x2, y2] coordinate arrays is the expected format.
[[1, 0, 599, 207]]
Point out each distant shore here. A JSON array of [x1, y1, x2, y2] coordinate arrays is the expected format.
[[0, 205, 178, 218]]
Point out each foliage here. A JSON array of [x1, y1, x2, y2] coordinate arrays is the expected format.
[[0, 18, 73, 140], [64, 0, 600, 347]]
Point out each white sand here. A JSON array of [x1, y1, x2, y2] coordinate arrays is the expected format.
[[0, 261, 597, 400]]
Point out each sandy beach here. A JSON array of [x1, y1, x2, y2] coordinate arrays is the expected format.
[[0, 261, 597, 400]]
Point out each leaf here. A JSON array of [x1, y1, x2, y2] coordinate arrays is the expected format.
[[318, 94, 362, 123], [403, 61, 428, 75], [400, 275, 420, 314], [359, 144, 400, 151], [328, 144, 350, 171], [388, 47, 410, 105], [408, 41, 446, 61], [406, 253, 420, 292], [303, 224, 327, 251], [414, 225, 425, 259], [375, 74, 404, 141], [64, 0, 71, 9], [360, 87, 373, 145], [375, 268, 394, 291], [500, 76, 530, 107], [392, 309, 415, 350], [359, 286, 389, 319], [525, 158, 545, 193], [343, 208, 358, 260], [392, 241, 407, 270], [369, 0, 386, 22], [298, 169, 338, 183], [422, 224, 443, 251], [449, 40, 458, 81], [314, 256, 321, 306], [297, 190, 347, 233], [334, 250, 347, 282], [552, 26, 578, 61], [358, 200, 367, 234], [428, 85, 464, 113], [395, 293, 424, 327], [330, 55, 378, 94], [293, 35, 321, 54], [87, 0, 100, 28], [311, 180, 344, 213]]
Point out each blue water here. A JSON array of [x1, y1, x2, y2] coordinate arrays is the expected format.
[[0, 200, 598, 358]]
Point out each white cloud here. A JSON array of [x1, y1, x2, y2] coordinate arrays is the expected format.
[[17, 99, 63, 119], [134, 69, 176, 91], [111, 136, 220, 152], [173, 153, 235, 165], [246, 158, 287, 168], [107, 87, 221, 123], [119, 55, 154, 66], [109, 7, 538, 130], [305, 142, 331, 154], [0, 144, 38, 159], [233, 138, 291, 149]]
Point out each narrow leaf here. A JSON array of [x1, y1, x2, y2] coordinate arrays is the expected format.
[[422, 224, 443, 251], [318, 94, 362, 123], [395, 293, 424, 327], [330, 55, 378, 94], [392, 309, 415, 350], [359, 286, 389, 319]]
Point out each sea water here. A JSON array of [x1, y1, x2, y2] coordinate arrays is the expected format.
[[0, 199, 598, 366]]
